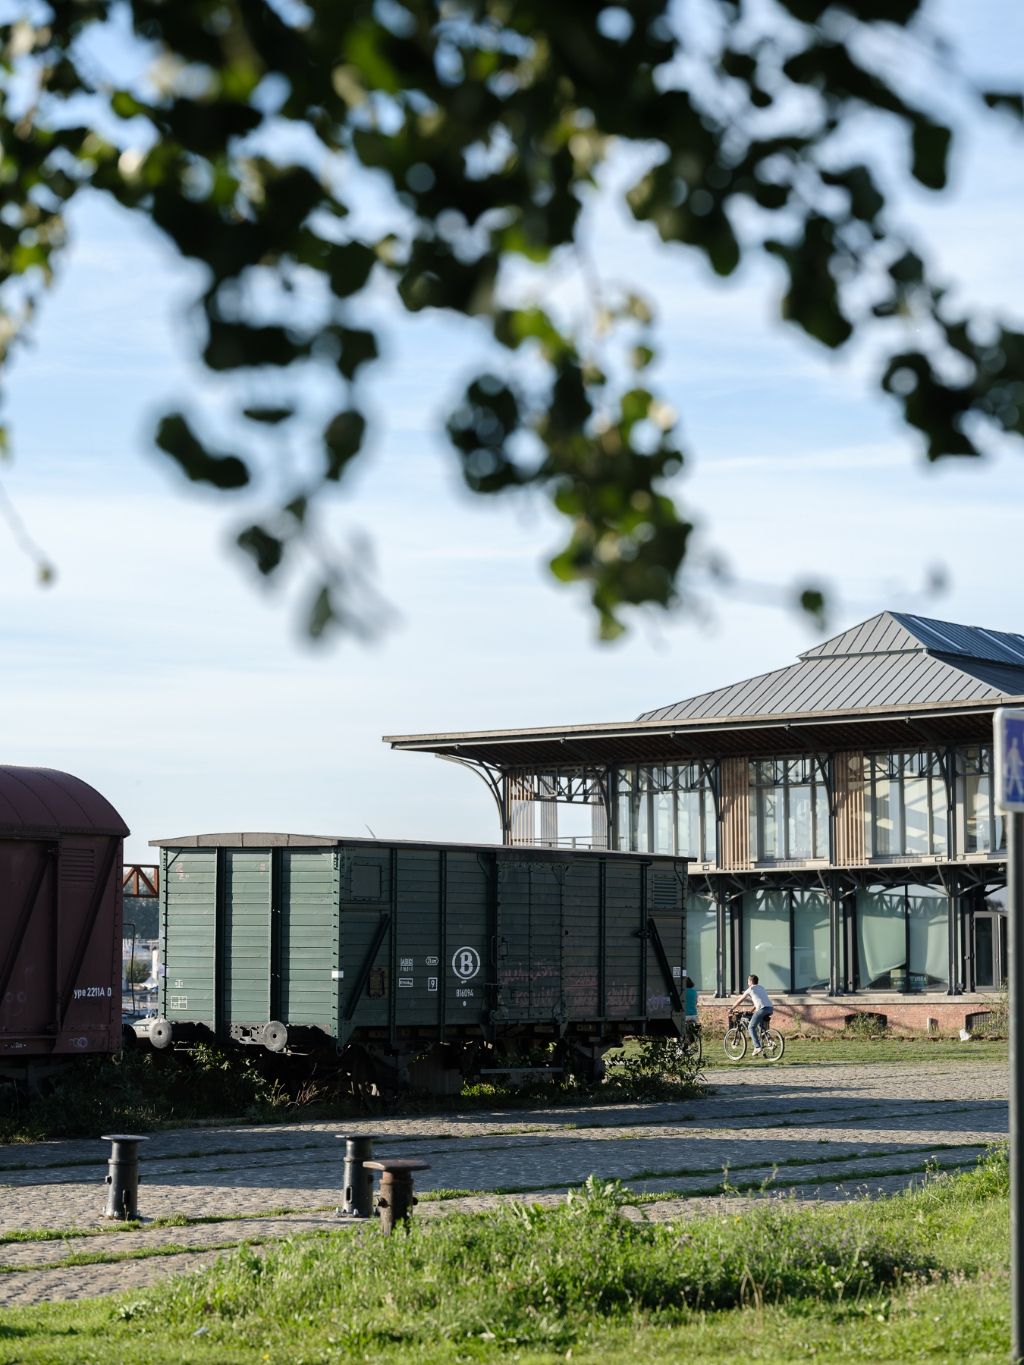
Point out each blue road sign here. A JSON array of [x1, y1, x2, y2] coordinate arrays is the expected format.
[[995, 707, 1024, 813]]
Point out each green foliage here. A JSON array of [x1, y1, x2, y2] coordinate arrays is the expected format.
[[970, 994, 1009, 1039], [114, 1172, 950, 1356], [0, 1044, 296, 1142], [0, 4, 1021, 637], [842, 1011, 889, 1041], [0, 1149, 1012, 1362], [604, 1035, 705, 1100]]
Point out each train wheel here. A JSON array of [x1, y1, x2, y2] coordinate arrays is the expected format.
[[263, 1020, 288, 1054], [148, 1017, 173, 1050]]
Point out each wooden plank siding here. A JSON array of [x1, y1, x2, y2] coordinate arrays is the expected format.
[[834, 751, 866, 865], [719, 756, 751, 870]]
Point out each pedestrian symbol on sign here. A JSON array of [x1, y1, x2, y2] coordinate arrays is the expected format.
[[996, 709, 1024, 813], [1009, 737, 1024, 803]]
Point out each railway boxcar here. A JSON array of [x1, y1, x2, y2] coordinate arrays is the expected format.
[[147, 834, 687, 1090], [0, 766, 129, 1076]]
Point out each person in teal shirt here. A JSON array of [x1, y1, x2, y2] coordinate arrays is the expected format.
[[683, 976, 698, 1020]]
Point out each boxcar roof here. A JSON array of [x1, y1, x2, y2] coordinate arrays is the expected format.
[[0, 766, 129, 837], [150, 832, 689, 863]]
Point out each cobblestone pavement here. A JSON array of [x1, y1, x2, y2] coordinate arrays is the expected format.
[[0, 1057, 1007, 1308]]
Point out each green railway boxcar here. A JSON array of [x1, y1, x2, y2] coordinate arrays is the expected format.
[[148, 834, 687, 1091]]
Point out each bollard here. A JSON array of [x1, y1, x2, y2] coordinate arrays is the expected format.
[[101, 1134, 148, 1220], [336, 1134, 376, 1218], [365, 1157, 431, 1235]]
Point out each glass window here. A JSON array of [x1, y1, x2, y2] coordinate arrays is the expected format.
[[742, 888, 790, 992], [685, 895, 717, 993], [615, 764, 717, 861], [793, 890, 830, 991], [615, 769, 633, 852], [906, 884, 948, 991], [865, 751, 948, 859], [959, 746, 1006, 854], [749, 756, 828, 861], [857, 886, 906, 990]]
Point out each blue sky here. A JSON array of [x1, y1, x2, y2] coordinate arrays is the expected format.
[[1, 1, 1022, 860]]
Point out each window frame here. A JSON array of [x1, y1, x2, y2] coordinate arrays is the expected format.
[[864, 749, 949, 860], [614, 763, 717, 862], [748, 756, 829, 863]]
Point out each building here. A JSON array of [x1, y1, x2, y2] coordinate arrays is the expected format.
[[385, 612, 1017, 1034]]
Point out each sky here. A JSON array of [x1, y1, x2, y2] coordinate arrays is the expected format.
[[2, 0, 1023, 862]]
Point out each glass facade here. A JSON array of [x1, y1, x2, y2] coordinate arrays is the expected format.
[[615, 764, 716, 861], [856, 884, 949, 991], [685, 894, 718, 992], [958, 745, 1006, 854], [792, 890, 830, 990], [749, 757, 828, 861], [865, 750, 948, 858], [742, 888, 790, 991], [509, 742, 1007, 1001]]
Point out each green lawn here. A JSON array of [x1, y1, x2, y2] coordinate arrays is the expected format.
[[0, 1150, 1008, 1364], [705, 1034, 1008, 1067]]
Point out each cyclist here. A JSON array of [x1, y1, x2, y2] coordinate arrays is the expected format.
[[732, 974, 774, 1056]]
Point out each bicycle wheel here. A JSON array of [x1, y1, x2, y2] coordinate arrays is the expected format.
[[760, 1028, 785, 1062], [723, 1026, 747, 1062]]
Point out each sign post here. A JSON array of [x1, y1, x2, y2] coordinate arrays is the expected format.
[[994, 707, 1024, 1364]]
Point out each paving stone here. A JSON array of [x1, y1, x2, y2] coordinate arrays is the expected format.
[[0, 1058, 1007, 1307]]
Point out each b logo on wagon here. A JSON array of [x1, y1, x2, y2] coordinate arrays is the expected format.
[[451, 946, 481, 981]]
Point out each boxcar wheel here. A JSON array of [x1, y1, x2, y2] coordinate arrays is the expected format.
[[263, 1021, 288, 1054], [149, 1018, 173, 1050]]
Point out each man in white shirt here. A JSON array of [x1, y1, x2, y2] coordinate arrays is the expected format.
[[732, 974, 774, 1055]]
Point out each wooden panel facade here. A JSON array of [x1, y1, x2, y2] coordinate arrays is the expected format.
[[719, 756, 751, 870], [834, 750, 866, 865]]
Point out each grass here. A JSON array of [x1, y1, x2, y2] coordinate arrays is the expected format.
[[707, 1035, 1008, 1066], [0, 1148, 1009, 1364]]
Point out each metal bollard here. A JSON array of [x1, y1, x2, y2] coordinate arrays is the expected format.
[[365, 1157, 431, 1235], [336, 1134, 376, 1218], [101, 1133, 148, 1220]]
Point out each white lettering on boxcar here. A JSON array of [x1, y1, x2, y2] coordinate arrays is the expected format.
[[72, 986, 112, 1000], [400, 957, 414, 971], [398, 977, 414, 988], [451, 947, 481, 981], [170, 995, 188, 1009], [425, 956, 438, 967], [427, 977, 438, 992]]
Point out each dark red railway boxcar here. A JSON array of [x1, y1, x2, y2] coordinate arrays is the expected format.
[[0, 767, 128, 1070]]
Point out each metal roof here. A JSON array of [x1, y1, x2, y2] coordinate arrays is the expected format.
[[385, 611, 1024, 770], [800, 612, 1024, 667], [0, 766, 129, 838], [638, 611, 1024, 721]]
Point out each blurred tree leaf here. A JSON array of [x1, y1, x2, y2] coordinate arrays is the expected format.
[[0, 0, 1020, 638]]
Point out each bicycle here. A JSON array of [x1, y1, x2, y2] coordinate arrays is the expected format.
[[723, 1009, 785, 1062], [677, 1017, 703, 1066]]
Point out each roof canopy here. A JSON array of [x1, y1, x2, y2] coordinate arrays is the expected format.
[[0, 767, 129, 838], [384, 612, 1024, 769]]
